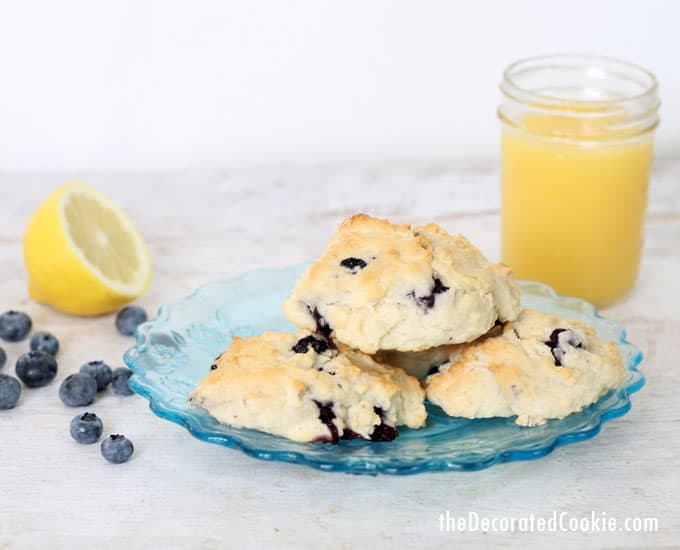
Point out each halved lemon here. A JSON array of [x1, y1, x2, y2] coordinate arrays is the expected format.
[[23, 182, 152, 316]]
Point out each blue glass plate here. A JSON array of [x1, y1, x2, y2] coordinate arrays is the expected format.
[[124, 265, 644, 475]]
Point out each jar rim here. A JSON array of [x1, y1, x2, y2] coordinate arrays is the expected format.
[[501, 53, 658, 108]]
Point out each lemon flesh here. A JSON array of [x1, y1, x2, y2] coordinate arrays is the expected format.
[[23, 182, 152, 316]]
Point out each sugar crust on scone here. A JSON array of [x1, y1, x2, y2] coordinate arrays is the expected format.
[[283, 214, 520, 353], [190, 331, 427, 443], [425, 309, 626, 426]]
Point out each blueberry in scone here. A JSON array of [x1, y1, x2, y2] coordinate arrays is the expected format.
[[339, 257, 368, 271], [292, 334, 330, 354], [189, 331, 427, 443], [544, 328, 583, 366], [282, 214, 520, 354], [424, 309, 626, 426]]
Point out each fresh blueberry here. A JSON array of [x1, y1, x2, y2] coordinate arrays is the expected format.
[[15, 351, 58, 388], [101, 434, 134, 464], [292, 335, 330, 354], [115, 306, 148, 336], [0, 347, 6, 368], [111, 367, 134, 396], [79, 361, 113, 391], [30, 331, 60, 356], [0, 374, 21, 409], [70, 412, 103, 444], [0, 310, 32, 342], [59, 373, 97, 406]]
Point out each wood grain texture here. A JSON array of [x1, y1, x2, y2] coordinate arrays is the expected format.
[[0, 162, 679, 549]]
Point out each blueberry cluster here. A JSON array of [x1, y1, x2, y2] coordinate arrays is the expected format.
[[0, 305, 144, 464], [69, 412, 134, 463], [0, 310, 59, 409], [59, 362, 135, 406]]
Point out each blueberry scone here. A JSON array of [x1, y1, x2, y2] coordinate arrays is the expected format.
[[190, 331, 427, 443], [425, 309, 626, 426], [283, 214, 520, 354]]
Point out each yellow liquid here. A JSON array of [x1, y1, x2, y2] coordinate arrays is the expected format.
[[501, 114, 654, 306]]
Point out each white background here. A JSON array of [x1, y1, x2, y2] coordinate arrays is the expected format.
[[0, 0, 678, 172]]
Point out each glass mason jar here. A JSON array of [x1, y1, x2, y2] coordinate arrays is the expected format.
[[498, 54, 660, 307]]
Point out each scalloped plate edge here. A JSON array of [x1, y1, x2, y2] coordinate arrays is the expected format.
[[127, 355, 644, 474]]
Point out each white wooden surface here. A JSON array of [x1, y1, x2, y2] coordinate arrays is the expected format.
[[0, 164, 678, 549]]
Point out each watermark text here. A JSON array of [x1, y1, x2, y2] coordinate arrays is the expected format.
[[438, 511, 658, 533]]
